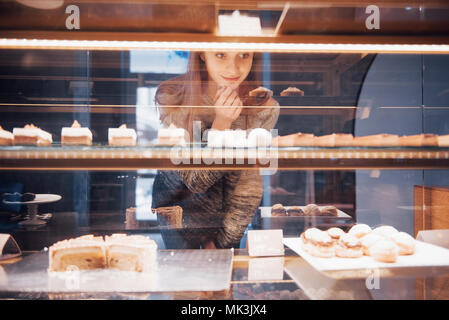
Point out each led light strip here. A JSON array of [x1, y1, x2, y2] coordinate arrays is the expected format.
[[1, 38, 449, 53]]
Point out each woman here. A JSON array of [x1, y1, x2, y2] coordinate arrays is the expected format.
[[152, 51, 279, 249]]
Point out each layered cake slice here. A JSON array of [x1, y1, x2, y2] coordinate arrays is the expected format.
[[399, 134, 439, 147], [152, 206, 183, 227], [61, 120, 92, 146], [0, 125, 13, 146], [48, 236, 107, 272], [108, 124, 137, 147], [438, 134, 449, 147], [272, 132, 314, 147], [105, 234, 158, 273], [157, 123, 187, 146], [314, 133, 353, 147], [352, 134, 399, 147], [13, 124, 52, 146]]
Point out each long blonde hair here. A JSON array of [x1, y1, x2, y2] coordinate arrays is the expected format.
[[155, 52, 269, 136]]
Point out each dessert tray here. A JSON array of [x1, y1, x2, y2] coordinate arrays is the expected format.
[[0, 249, 233, 293], [283, 237, 449, 278]]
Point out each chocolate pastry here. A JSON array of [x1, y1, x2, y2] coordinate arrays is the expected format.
[[287, 206, 305, 216], [304, 204, 321, 216], [271, 203, 287, 217], [319, 206, 338, 216]]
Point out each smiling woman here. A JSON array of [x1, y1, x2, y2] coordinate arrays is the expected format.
[[152, 51, 280, 249]]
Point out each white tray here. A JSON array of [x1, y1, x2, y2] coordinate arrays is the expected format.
[[260, 206, 351, 218], [283, 237, 449, 272]]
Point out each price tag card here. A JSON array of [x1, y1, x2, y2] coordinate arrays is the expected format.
[[248, 257, 285, 281], [247, 229, 285, 257]]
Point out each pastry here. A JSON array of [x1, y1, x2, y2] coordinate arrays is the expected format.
[[249, 86, 273, 98], [319, 206, 338, 217], [398, 134, 438, 147], [280, 87, 304, 96], [271, 203, 287, 217], [391, 232, 415, 255], [360, 233, 384, 255], [352, 134, 399, 147], [0, 125, 13, 146], [335, 234, 363, 258], [369, 240, 398, 263], [300, 228, 335, 258], [61, 120, 92, 146], [152, 206, 183, 227], [348, 224, 372, 239], [287, 206, 304, 216], [247, 128, 272, 147], [108, 124, 137, 147], [438, 134, 449, 147], [13, 124, 52, 146], [271, 133, 314, 147], [372, 225, 399, 239], [327, 227, 345, 242], [157, 123, 187, 146], [304, 204, 321, 216], [104, 234, 158, 273], [314, 133, 353, 147]]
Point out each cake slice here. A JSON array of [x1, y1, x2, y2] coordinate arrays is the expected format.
[[13, 124, 52, 146], [352, 134, 399, 147], [61, 120, 92, 146], [438, 134, 449, 147], [0, 125, 13, 146], [399, 134, 438, 147], [48, 236, 107, 272], [105, 234, 158, 273], [108, 124, 137, 147], [280, 87, 304, 96], [152, 206, 183, 227], [314, 133, 353, 147], [272, 133, 314, 147], [157, 123, 187, 146]]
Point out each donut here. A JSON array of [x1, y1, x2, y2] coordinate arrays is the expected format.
[[348, 224, 372, 239], [335, 234, 363, 258], [391, 232, 415, 255], [304, 204, 321, 216], [360, 233, 384, 256], [372, 225, 399, 239], [369, 240, 398, 263]]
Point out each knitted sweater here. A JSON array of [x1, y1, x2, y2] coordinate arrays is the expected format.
[[152, 95, 279, 248]]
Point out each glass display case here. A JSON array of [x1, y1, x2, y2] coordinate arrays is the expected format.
[[0, 0, 449, 301]]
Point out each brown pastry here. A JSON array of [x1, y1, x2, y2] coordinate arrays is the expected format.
[[287, 206, 305, 216], [280, 87, 304, 96], [152, 206, 183, 227], [0, 125, 13, 146], [335, 234, 363, 258], [398, 134, 438, 147], [271, 203, 287, 217], [300, 228, 335, 258], [314, 133, 353, 147], [304, 204, 321, 216], [319, 206, 338, 217], [249, 86, 273, 98]]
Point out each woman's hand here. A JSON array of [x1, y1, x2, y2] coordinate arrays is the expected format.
[[212, 86, 243, 130]]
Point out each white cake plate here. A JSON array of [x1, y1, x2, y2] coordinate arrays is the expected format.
[[3, 194, 62, 226]]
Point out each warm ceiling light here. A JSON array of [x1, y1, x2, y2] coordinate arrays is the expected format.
[[1, 38, 449, 54], [15, 0, 64, 10]]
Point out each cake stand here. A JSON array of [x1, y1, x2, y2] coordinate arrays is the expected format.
[[2, 194, 62, 226]]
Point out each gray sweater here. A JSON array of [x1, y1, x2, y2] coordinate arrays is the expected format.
[[152, 95, 279, 248]]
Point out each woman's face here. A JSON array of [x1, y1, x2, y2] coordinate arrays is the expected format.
[[201, 51, 254, 90]]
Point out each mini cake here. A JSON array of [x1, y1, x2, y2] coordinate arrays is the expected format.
[[372, 225, 398, 239], [247, 128, 272, 147], [348, 224, 372, 239], [390, 232, 415, 255], [304, 204, 321, 216], [352, 134, 399, 147], [327, 227, 345, 242], [104, 234, 158, 273], [280, 87, 304, 96], [369, 239, 398, 263], [360, 233, 384, 256], [48, 236, 107, 272], [287, 206, 305, 216], [398, 134, 438, 147], [13, 124, 52, 146], [314, 133, 354, 147], [108, 124, 137, 147], [319, 206, 338, 217], [125, 207, 138, 229], [0, 125, 13, 146], [273, 132, 315, 147], [335, 234, 363, 258], [153, 206, 183, 227], [157, 123, 187, 146], [271, 204, 287, 217], [300, 228, 335, 258], [437, 134, 449, 147], [61, 120, 92, 146], [249, 86, 273, 98]]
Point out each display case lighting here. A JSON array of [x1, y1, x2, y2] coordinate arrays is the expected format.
[[1, 38, 449, 53]]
